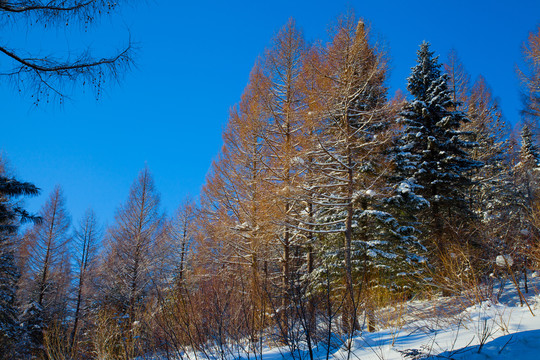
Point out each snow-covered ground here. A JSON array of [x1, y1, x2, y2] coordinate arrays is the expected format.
[[157, 274, 540, 360], [261, 275, 540, 360], [333, 297, 539, 359]]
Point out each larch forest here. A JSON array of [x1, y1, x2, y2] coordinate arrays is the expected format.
[[2, 6, 540, 360]]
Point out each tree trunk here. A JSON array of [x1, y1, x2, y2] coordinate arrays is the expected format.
[[281, 228, 290, 344], [342, 147, 359, 334]]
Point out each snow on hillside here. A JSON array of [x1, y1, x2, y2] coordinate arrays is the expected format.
[[154, 275, 540, 360], [263, 275, 540, 360]]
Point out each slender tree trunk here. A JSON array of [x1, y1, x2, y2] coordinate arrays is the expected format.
[[359, 199, 375, 332], [523, 269, 529, 294], [178, 226, 187, 283], [281, 226, 290, 344], [343, 141, 359, 333], [38, 202, 57, 307], [70, 277, 83, 351], [307, 149, 317, 333], [307, 243, 315, 334], [250, 252, 259, 343], [280, 96, 294, 344], [71, 222, 93, 353]]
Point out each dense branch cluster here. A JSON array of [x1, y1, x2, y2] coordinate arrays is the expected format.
[[0, 0, 133, 103]]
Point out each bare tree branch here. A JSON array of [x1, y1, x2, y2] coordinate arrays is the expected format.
[[0, 45, 130, 74], [0, 0, 95, 13], [0, 0, 135, 103]]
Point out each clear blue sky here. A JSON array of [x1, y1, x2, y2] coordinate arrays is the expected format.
[[1, 0, 539, 227]]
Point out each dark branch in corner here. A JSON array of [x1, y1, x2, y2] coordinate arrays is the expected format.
[[0, 0, 136, 103], [0, 0, 96, 13]]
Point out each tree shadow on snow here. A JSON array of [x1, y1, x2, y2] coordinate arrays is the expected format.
[[429, 329, 540, 360]]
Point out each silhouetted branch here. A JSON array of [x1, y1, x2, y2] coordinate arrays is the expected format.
[[0, 0, 136, 102]]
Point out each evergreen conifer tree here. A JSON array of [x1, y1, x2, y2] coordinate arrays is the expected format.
[[0, 168, 39, 358], [514, 124, 540, 224], [395, 42, 481, 253], [520, 124, 539, 165]]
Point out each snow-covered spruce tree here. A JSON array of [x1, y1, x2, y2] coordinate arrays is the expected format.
[[519, 124, 539, 168], [385, 150, 429, 289], [0, 167, 39, 358], [0, 243, 20, 357], [18, 301, 44, 358], [396, 43, 481, 259]]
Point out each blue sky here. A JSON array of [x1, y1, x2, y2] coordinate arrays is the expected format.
[[1, 0, 539, 226]]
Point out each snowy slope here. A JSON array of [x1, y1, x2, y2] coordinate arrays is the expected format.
[[159, 275, 540, 360], [259, 276, 540, 360], [328, 277, 540, 360]]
